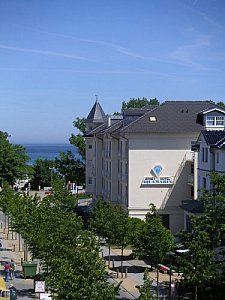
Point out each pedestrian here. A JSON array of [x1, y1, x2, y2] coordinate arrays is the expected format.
[[10, 259, 16, 280], [171, 280, 176, 299], [9, 284, 17, 300], [4, 262, 11, 282]]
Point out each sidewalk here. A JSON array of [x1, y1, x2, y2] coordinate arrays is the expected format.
[[0, 224, 35, 299], [102, 245, 182, 300]]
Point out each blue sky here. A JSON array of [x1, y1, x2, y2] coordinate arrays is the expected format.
[[1, 0, 225, 143]]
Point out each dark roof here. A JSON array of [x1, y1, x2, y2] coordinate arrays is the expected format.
[[85, 118, 123, 136], [119, 101, 218, 133], [86, 101, 107, 124], [85, 123, 107, 136], [104, 119, 123, 134], [180, 200, 203, 213], [201, 130, 225, 147], [123, 105, 158, 117]]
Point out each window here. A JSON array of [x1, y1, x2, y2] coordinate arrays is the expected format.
[[88, 144, 92, 149], [202, 147, 205, 162], [205, 148, 208, 162], [149, 116, 156, 122], [216, 152, 220, 164], [206, 116, 225, 127], [159, 215, 170, 229], [202, 147, 208, 162], [216, 116, 224, 126], [203, 177, 206, 189], [206, 116, 215, 126], [88, 177, 92, 185]]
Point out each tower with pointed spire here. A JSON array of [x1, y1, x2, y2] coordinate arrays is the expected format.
[[85, 96, 107, 132]]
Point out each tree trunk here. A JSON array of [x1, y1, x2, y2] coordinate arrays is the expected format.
[[108, 244, 111, 268], [195, 285, 198, 300]]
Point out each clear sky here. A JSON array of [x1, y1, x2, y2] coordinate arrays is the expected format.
[[1, 0, 225, 143]]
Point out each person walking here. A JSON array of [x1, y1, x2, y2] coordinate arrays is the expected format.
[[10, 259, 16, 280], [171, 280, 177, 299], [4, 262, 11, 282]]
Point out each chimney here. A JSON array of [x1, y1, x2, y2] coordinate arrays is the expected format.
[[107, 115, 111, 127]]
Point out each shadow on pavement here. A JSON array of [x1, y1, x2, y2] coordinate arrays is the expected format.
[[105, 255, 133, 262], [14, 270, 24, 279], [17, 288, 35, 298], [111, 265, 146, 274]]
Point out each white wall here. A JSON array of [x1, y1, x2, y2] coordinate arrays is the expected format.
[[127, 132, 198, 234]]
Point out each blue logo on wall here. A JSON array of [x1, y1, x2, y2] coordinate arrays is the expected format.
[[152, 165, 163, 177]]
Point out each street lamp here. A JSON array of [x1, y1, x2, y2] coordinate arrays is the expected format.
[[166, 251, 175, 300]]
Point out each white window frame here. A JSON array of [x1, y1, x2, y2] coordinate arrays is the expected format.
[[216, 116, 225, 126], [206, 116, 225, 127], [206, 116, 215, 126]]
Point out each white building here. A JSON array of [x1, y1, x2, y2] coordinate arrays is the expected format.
[[192, 107, 225, 191], [85, 100, 221, 234]]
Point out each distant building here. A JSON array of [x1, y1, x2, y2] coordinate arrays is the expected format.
[[85, 100, 221, 234]]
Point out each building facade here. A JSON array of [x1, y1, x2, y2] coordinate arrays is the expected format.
[[85, 100, 221, 234], [192, 107, 225, 191]]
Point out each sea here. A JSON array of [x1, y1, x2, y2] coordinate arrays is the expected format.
[[23, 144, 79, 165]]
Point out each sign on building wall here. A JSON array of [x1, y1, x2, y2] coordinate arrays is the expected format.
[[142, 165, 174, 185]]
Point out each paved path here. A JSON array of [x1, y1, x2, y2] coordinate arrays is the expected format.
[[0, 211, 34, 300], [102, 245, 176, 300]]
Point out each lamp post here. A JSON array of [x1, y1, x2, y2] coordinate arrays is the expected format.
[[156, 264, 159, 299], [166, 251, 175, 299]]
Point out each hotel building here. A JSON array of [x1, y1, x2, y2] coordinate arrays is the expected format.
[[85, 100, 222, 234]]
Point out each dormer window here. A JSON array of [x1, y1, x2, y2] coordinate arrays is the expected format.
[[149, 116, 156, 122], [206, 116, 224, 127]]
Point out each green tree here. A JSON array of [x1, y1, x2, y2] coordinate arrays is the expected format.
[[55, 151, 85, 185], [127, 217, 145, 256], [137, 269, 156, 300], [0, 131, 30, 186], [30, 159, 55, 189], [198, 172, 225, 248], [0, 181, 119, 299], [177, 221, 216, 300], [207, 100, 225, 109], [89, 199, 117, 266], [69, 117, 86, 160], [133, 204, 174, 266], [112, 205, 130, 273], [176, 173, 225, 298], [122, 97, 159, 110]]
